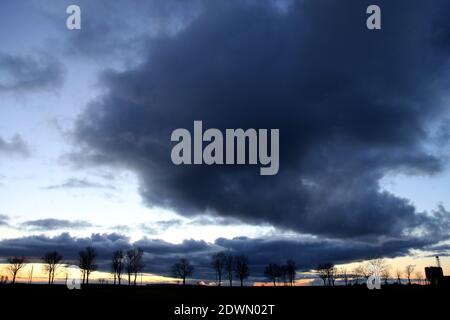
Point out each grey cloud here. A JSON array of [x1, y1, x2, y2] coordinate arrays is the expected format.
[[155, 219, 183, 230], [0, 214, 10, 227], [0, 52, 64, 92], [42, 178, 115, 190], [0, 135, 30, 158], [138, 217, 245, 235], [139, 224, 158, 235], [39, 0, 203, 60], [20, 218, 92, 231], [72, 0, 450, 243], [189, 216, 247, 226]]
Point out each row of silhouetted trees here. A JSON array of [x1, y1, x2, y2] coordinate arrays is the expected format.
[[315, 260, 423, 286], [3, 248, 300, 286], [4, 250, 428, 286]]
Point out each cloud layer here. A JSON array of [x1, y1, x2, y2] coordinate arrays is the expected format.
[[20, 218, 92, 231], [0, 231, 442, 279]]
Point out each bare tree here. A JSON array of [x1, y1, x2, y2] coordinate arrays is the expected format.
[[264, 263, 281, 286], [414, 271, 423, 285], [339, 268, 350, 286], [0, 275, 9, 283], [111, 250, 124, 285], [126, 249, 134, 285], [317, 264, 329, 286], [396, 269, 402, 285], [171, 258, 194, 286], [211, 252, 227, 286], [132, 248, 145, 285], [286, 259, 296, 286], [79, 246, 97, 285], [367, 259, 387, 273], [42, 251, 63, 284], [405, 265, 415, 285], [316, 263, 335, 286], [7, 256, 26, 284], [280, 265, 288, 286], [381, 268, 391, 285], [329, 265, 337, 286], [234, 255, 250, 287], [225, 254, 233, 287], [367, 258, 390, 286], [125, 248, 145, 285]]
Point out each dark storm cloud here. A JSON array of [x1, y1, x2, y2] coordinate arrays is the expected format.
[[72, 0, 450, 241], [20, 218, 92, 231], [0, 52, 64, 92], [42, 178, 115, 190], [0, 135, 30, 157]]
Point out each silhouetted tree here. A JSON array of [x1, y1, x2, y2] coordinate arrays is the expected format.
[[42, 251, 63, 284], [381, 268, 391, 285], [264, 263, 281, 286], [316, 263, 335, 286], [79, 246, 97, 285], [0, 275, 8, 283], [352, 263, 370, 285], [366, 258, 390, 286], [125, 248, 145, 285], [111, 250, 124, 285], [133, 248, 145, 285], [352, 266, 361, 285], [172, 258, 194, 286], [396, 269, 402, 284], [339, 268, 349, 286], [126, 250, 133, 285], [317, 264, 328, 286], [286, 259, 296, 286], [234, 255, 250, 287], [415, 271, 423, 285], [7, 256, 26, 284], [211, 252, 227, 286], [225, 254, 233, 287], [405, 265, 415, 285]]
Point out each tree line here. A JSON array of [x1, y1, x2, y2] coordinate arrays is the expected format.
[[314, 259, 423, 286], [1, 250, 426, 286]]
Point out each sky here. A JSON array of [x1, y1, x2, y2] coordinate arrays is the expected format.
[[1, 0, 450, 284]]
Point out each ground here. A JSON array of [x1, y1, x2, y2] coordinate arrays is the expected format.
[[1, 284, 447, 318]]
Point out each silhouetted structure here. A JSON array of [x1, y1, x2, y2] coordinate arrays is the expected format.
[[425, 256, 450, 286], [425, 266, 444, 285]]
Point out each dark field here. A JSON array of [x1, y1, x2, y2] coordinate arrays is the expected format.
[[1, 284, 448, 318]]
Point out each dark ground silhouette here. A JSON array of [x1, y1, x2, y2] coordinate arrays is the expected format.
[[1, 283, 448, 318]]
